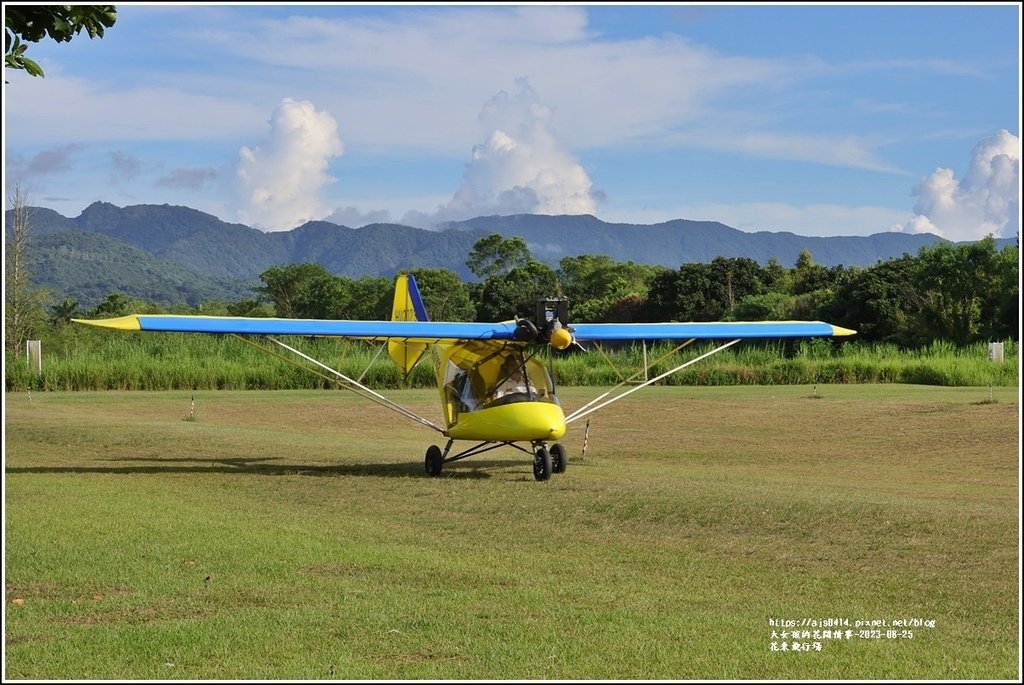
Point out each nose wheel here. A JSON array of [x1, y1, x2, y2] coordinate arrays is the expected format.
[[532, 442, 567, 481], [533, 446, 552, 481], [550, 442, 568, 474]]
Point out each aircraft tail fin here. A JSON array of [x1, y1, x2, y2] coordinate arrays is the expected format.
[[390, 273, 430, 323], [388, 273, 430, 375]]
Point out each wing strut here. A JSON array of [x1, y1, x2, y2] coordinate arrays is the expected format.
[[564, 339, 742, 425], [588, 338, 697, 395], [261, 335, 445, 434], [357, 343, 388, 384]]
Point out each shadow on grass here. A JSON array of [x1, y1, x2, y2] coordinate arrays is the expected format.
[[2, 454, 531, 480]]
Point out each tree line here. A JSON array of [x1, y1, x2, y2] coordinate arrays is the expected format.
[[33, 232, 1015, 353]]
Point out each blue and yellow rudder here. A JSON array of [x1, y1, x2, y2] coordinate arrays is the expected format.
[[388, 273, 430, 376]]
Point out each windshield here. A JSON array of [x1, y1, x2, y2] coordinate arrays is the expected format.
[[443, 351, 558, 414]]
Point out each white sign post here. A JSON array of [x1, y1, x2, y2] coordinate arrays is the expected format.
[[26, 340, 42, 374]]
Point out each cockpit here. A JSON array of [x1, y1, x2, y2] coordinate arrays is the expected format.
[[440, 349, 559, 426]]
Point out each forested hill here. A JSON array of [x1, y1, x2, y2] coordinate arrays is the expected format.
[[20, 203, 488, 285], [10, 201, 1013, 307], [30, 231, 255, 307], [441, 214, 950, 268]]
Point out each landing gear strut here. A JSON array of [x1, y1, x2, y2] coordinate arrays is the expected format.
[[425, 439, 568, 481]]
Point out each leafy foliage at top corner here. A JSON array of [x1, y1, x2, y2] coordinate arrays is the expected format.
[[5, 5, 117, 77]]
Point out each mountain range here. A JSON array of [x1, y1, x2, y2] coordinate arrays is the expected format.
[[8, 201, 1013, 308]]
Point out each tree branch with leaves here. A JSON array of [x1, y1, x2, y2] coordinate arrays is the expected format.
[[5, 5, 117, 78]]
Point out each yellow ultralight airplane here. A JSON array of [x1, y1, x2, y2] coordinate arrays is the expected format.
[[75, 274, 855, 481]]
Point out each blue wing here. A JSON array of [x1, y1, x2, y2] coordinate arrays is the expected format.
[[73, 314, 853, 340], [73, 272, 853, 341], [571, 321, 855, 340], [71, 314, 521, 341]]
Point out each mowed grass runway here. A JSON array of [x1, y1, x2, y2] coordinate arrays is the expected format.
[[4, 385, 1019, 680]]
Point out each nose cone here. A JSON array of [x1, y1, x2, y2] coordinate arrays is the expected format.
[[447, 402, 566, 442], [550, 327, 574, 350], [531, 403, 566, 440], [506, 402, 566, 440], [546, 419, 566, 440]]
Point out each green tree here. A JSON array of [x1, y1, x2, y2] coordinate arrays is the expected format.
[[671, 263, 717, 321], [226, 298, 274, 317], [255, 263, 335, 318], [913, 237, 1005, 346], [709, 256, 765, 313], [255, 266, 393, 321], [405, 268, 476, 321], [88, 293, 133, 318], [601, 293, 648, 323], [792, 249, 831, 295], [988, 244, 1019, 340], [728, 292, 794, 321], [825, 258, 920, 345], [5, 184, 48, 355], [476, 261, 558, 322], [640, 268, 684, 322], [641, 259, 764, 323], [762, 257, 793, 294], [466, 234, 531, 280], [557, 254, 662, 322], [49, 297, 81, 326], [5, 5, 117, 78], [299, 273, 353, 320], [340, 276, 390, 320]]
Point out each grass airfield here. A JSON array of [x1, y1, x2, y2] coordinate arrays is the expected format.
[[4, 384, 1019, 680]]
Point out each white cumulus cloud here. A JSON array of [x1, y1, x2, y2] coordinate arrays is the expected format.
[[235, 98, 344, 231], [900, 130, 1019, 241], [403, 80, 599, 227]]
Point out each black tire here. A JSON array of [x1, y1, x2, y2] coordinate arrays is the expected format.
[[533, 446, 552, 481], [550, 443, 568, 474], [425, 445, 443, 477]]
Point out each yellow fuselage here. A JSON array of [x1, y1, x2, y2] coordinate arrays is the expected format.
[[433, 341, 566, 443], [445, 401, 566, 442]]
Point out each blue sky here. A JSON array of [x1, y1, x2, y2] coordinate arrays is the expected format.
[[3, 2, 1020, 241]]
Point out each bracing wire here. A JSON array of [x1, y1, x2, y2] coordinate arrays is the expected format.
[[230, 334, 445, 433], [565, 339, 741, 424]]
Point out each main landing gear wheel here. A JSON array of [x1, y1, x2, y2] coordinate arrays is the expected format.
[[425, 445, 443, 477], [533, 446, 552, 482], [550, 443, 568, 474]]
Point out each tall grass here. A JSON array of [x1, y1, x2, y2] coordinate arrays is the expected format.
[[4, 334, 1017, 391], [552, 339, 1018, 388]]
